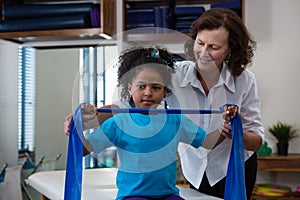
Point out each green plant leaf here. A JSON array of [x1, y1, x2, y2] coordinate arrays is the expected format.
[[268, 121, 299, 143]]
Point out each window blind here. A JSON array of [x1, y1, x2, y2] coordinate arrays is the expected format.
[[18, 47, 36, 152]]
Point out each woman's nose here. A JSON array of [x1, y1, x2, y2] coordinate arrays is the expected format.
[[199, 45, 209, 55], [200, 49, 210, 57]]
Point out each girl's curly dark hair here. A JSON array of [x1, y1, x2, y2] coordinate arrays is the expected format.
[[184, 8, 257, 77], [117, 46, 175, 100]]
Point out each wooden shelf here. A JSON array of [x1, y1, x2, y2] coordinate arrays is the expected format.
[[0, 0, 116, 46], [257, 154, 300, 172], [252, 196, 300, 200], [0, 28, 103, 43], [125, 0, 233, 7], [122, 31, 190, 43]]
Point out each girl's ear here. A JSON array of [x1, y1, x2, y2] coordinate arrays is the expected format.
[[164, 87, 170, 97], [128, 83, 132, 95]]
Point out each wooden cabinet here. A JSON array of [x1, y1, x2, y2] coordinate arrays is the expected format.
[[0, 0, 116, 45], [251, 154, 300, 200], [0, 0, 243, 46], [122, 0, 244, 42]]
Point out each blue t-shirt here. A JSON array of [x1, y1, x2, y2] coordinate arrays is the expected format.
[[86, 113, 206, 199]]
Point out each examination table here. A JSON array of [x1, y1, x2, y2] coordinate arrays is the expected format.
[[27, 168, 222, 200]]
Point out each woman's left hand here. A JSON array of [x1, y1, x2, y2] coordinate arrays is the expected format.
[[219, 120, 232, 139], [81, 103, 98, 130]]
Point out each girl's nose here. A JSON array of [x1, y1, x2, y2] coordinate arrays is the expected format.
[[144, 86, 152, 96]]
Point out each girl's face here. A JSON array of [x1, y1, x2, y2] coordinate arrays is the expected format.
[[193, 27, 230, 71], [128, 67, 166, 109]]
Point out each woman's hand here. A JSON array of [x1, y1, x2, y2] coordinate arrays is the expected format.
[[219, 105, 238, 139], [81, 103, 98, 130], [222, 105, 238, 121], [219, 121, 232, 139], [64, 113, 73, 135], [63, 103, 98, 135], [81, 103, 96, 120]]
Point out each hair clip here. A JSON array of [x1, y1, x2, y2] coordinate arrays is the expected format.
[[151, 48, 160, 58]]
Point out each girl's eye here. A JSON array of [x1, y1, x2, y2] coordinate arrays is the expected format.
[[153, 86, 163, 91], [138, 85, 146, 89]]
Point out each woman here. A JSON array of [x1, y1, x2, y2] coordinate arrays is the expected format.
[[64, 8, 264, 200], [165, 8, 264, 200]]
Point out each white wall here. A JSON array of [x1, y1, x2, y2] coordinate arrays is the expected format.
[[0, 40, 19, 167], [245, 0, 300, 190], [35, 48, 79, 169]]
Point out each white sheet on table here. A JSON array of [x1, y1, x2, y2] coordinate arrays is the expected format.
[[28, 168, 222, 200]]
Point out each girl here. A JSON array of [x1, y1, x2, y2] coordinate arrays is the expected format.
[[80, 46, 235, 200]]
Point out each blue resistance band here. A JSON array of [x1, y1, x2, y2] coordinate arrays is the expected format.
[[97, 108, 223, 115], [224, 112, 246, 200], [64, 105, 245, 200], [64, 105, 83, 200]]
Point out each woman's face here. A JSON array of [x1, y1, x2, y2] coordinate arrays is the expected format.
[[193, 27, 230, 72], [128, 67, 165, 109]]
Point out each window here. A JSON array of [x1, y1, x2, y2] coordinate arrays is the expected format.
[[79, 45, 118, 107], [17, 45, 118, 165], [18, 47, 36, 153], [80, 45, 118, 168]]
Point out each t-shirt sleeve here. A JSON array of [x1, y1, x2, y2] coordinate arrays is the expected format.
[[85, 118, 116, 153], [179, 115, 206, 148]]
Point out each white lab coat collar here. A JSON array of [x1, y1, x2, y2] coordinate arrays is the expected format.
[[179, 62, 236, 94]]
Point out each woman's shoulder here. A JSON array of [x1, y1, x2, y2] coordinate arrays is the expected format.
[[236, 68, 257, 84], [230, 69, 259, 95], [173, 60, 196, 80], [175, 60, 195, 72]]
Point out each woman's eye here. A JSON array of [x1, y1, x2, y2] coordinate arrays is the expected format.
[[211, 47, 218, 50], [209, 45, 219, 51]]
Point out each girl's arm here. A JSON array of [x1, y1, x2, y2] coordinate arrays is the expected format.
[[203, 105, 238, 149], [64, 104, 119, 135], [202, 129, 223, 149], [81, 104, 119, 156], [82, 136, 94, 156]]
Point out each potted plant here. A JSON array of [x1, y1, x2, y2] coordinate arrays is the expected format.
[[268, 121, 299, 156]]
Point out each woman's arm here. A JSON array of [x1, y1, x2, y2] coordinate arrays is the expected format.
[[240, 73, 264, 151], [217, 122, 263, 151], [244, 131, 262, 152]]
